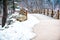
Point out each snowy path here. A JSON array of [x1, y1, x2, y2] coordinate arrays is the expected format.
[[32, 20, 60, 40], [30, 14, 55, 20], [30, 14, 60, 40]]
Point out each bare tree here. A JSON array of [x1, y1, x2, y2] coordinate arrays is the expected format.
[[13, 0, 15, 13], [2, 0, 8, 27]]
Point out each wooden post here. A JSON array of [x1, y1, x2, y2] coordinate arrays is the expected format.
[[43, 9, 45, 15], [44, 9, 45, 15], [47, 9, 49, 16], [40, 9, 42, 14], [51, 9, 53, 17], [39, 9, 40, 13], [2, 0, 7, 27], [49, 9, 51, 16], [25, 10, 27, 20], [59, 10, 60, 19], [45, 9, 47, 15], [42, 9, 43, 14], [57, 10, 59, 19], [42, 9, 44, 14]]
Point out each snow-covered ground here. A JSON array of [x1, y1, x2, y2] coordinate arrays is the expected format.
[[32, 20, 60, 40], [31, 14, 55, 20], [0, 13, 58, 40], [0, 13, 39, 40]]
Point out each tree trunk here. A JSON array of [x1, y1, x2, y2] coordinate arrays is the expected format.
[[2, 0, 7, 27], [13, 0, 15, 13]]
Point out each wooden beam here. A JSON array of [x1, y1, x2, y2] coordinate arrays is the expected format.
[[47, 9, 49, 16]]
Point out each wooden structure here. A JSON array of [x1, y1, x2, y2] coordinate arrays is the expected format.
[[31, 9, 60, 19], [17, 8, 27, 22], [59, 10, 60, 19], [44, 9, 49, 16], [57, 10, 59, 19], [49, 9, 52, 17]]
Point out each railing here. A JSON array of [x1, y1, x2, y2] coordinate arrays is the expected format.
[[32, 9, 60, 19]]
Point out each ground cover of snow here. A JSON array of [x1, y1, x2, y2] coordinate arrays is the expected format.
[[0, 13, 57, 40], [0, 13, 39, 40], [30, 13, 55, 20]]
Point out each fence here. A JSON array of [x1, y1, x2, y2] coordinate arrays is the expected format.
[[32, 9, 60, 19]]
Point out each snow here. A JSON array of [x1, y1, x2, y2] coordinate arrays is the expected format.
[[0, 12, 57, 40], [30, 13, 55, 20], [15, 9, 20, 11], [0, 13, 39, 40]]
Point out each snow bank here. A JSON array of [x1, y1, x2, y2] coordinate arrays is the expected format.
[[0, 13, 39, 40], [31, 14, 55, 20]]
